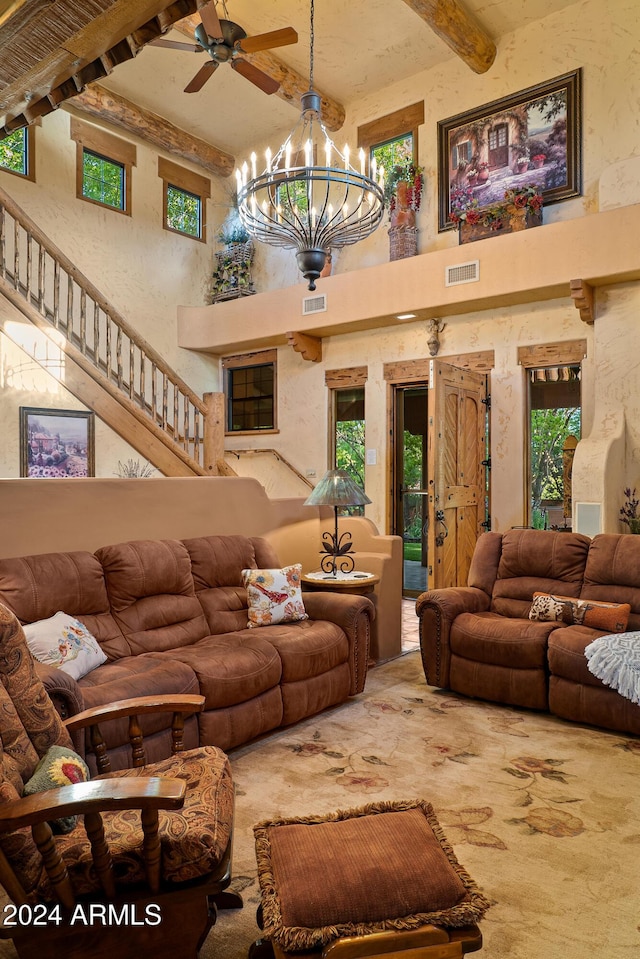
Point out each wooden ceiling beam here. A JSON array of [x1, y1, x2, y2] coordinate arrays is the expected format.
[[174, 14, 345, 132], [0, 0, 200, 135], [69, 83, 234, 177], [399, 0, 496, 74]]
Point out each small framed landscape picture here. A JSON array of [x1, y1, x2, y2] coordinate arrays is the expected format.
[[20, 408, 95, 478]]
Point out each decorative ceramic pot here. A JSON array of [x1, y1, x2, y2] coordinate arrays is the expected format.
[[508, 207, 528, 232], [390, 181, 416, 229]]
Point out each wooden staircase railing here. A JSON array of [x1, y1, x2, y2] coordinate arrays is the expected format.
[[0, 186, 221, 476]]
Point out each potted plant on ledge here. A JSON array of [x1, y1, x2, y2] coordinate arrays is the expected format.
[[385, 160, 424, 260], [210, 206, 256, 303], [451, 184, 543, 244]]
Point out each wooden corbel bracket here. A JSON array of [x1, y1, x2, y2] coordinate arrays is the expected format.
[[569, 279, 595, 324], [286, 331, 322, 363]]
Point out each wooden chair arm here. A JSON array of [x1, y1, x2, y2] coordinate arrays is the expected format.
[[0, 778, 186, 833], [0, 778, 187, 908], [64, 693, 205, 732], [64, 694, 206, 773]]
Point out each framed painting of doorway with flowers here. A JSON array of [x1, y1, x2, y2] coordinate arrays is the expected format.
[[437, 69, 582, 231], [20, 408, 95, 478]]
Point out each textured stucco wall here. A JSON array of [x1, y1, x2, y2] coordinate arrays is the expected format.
[[0, 0, 638, 532]]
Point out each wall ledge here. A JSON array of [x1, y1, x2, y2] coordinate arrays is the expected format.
[[178, 204, 640, 356]]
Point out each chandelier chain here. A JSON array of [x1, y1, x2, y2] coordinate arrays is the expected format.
[[309, 0, 315, 91], [236, 0, 385, 290]]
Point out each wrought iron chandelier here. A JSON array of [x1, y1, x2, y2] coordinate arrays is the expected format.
[[236, 0, 385, 290]]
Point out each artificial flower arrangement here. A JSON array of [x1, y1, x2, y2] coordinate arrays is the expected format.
[[450, 184, 543, 228], [384, 160, 424, 216]]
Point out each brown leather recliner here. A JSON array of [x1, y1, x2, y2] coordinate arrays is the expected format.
[[417, 528, 640, 735]]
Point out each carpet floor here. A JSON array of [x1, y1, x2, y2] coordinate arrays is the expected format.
[[1, 651, 638, 958], [208, 651, 640, 959]]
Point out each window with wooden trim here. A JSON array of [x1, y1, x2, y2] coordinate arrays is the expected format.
[[158, 157, 210, 242], [0, 126, 35, 181], [223, 350, 277, 433], [519, 341, 586, 530], [70, 117, 136, 215], [358, 102, 424, 175], [327, 367, 367, 512], [82, 150, 125, 210]]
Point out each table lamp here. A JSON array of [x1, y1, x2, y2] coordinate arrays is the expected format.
[[304, 469, 371, 576]]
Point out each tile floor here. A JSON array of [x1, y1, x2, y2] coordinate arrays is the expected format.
[[401, 597, 420, 653]]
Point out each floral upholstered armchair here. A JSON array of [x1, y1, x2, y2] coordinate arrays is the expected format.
[[0, 603, 240, 959]]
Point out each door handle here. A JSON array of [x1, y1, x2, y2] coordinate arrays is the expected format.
[[435, 509, 448, 547]]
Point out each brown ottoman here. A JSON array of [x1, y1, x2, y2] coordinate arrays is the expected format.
[[250, 799, 490, 958]]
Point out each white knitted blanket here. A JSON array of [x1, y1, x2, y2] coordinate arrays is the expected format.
[[585, 632, 640, 705]]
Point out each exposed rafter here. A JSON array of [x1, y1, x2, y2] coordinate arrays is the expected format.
[[399, 0, 496, 74], [69, 84, 234, 177], [174, 14, 345, 132], [0, 0, 202, 137]]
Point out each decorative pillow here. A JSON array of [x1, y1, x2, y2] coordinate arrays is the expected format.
[[23, 744, 90, 833], [23, 611, 107, 679], [529, 592, 631, 632], [242, 565, 308, 628], [254, 798, 490, 952]]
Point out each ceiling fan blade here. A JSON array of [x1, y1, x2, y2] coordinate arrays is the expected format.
[[198, 0, 223, 39], [238, 27, 298, 54], [149, 38, 201, 52], [184, 59, 219, 93], [231, 58, 280, 95]]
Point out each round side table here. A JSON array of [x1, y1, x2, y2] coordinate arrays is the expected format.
[[301, 571, 379, 597]]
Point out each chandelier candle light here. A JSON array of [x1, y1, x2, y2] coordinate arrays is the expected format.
[[236, 0, 385, 290]]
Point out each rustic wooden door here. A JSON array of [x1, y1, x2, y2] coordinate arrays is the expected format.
[[488, 123, 509, 169], [427, 360, 488, 590]]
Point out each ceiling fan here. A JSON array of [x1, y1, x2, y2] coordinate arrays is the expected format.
[[150, 1, 298, 95]]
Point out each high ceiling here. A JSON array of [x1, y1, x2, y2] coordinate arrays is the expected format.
[[0, 0, 579, 173]]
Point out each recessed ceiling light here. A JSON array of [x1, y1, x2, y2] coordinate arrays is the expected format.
[[396, 313, 417, 321]]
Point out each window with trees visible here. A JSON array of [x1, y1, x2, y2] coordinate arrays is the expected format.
[[370, 133, 413, 178], [329, 374, 366, 515], [159, 157, 210, 242], [528, 365, 581, 529], [82, 150, 125, 210], [0, 127, 35, 181], [70, 117, 135, 216], [166, 185, 201, 238], [223, 350, 277, 433], [358, 102, 424, 179]]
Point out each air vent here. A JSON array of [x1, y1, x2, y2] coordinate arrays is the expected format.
[[302, 293, 327, 315], [445, 260, 480, 287]]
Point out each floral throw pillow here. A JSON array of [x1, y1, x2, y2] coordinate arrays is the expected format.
[[242, 565, 308, 628], [23, 611, 107, 680]]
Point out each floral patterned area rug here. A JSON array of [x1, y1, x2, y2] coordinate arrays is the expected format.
[[207, 651, 640, 959], [0, 651, 636, 958]]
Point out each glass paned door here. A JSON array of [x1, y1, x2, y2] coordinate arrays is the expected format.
[[394, 386, 428, 597]]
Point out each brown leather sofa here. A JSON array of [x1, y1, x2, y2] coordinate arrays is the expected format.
[[0, 534, 374, 771], [417, 528, 640, 736]]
